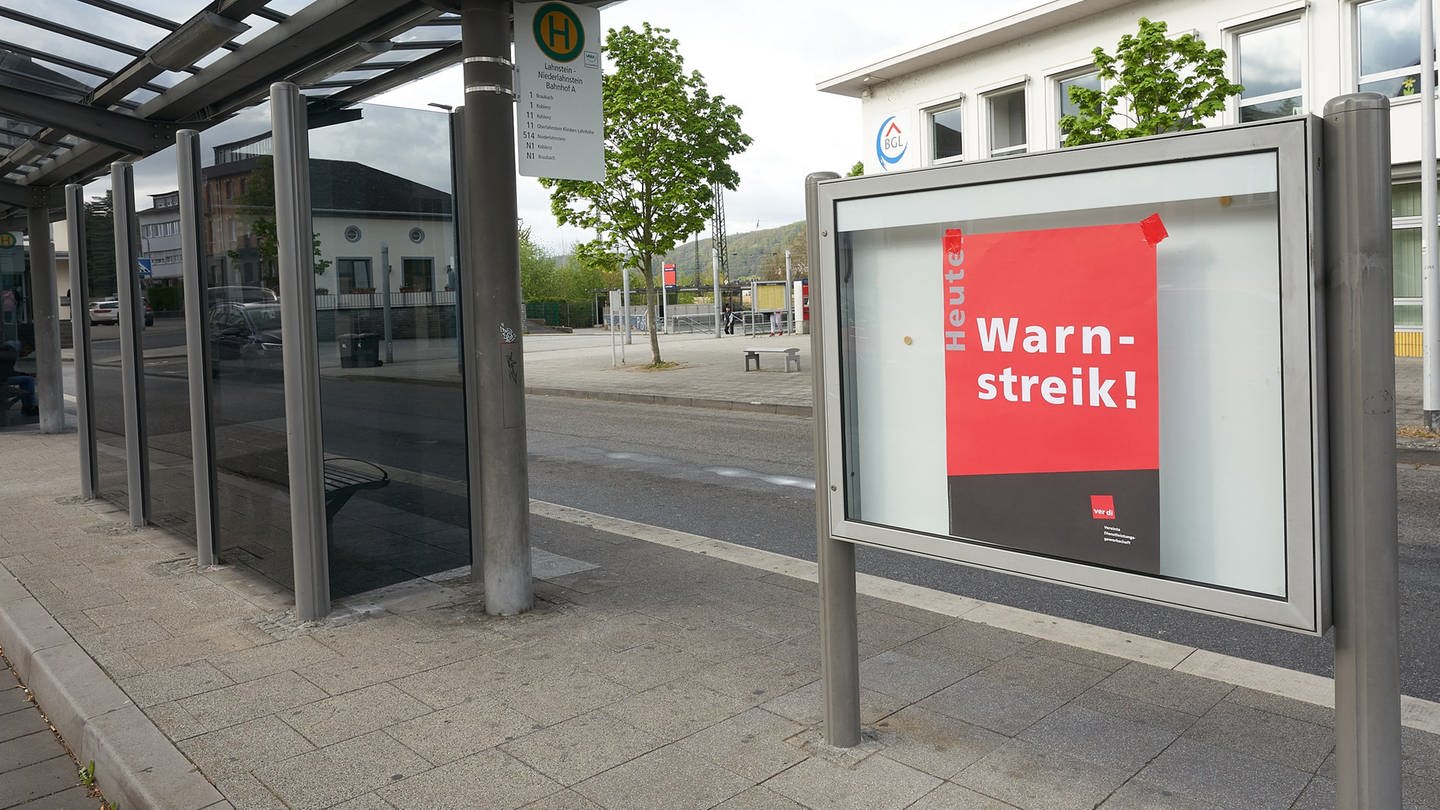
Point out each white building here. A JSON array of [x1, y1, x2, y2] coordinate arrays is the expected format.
[[138, 191, 183, 286], [820, 0, 1435, 351]]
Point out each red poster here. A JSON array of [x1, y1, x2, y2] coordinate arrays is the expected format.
[[663, 263, 677, 287], [943, 217, 1165, 572]]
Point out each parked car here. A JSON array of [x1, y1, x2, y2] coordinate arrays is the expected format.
[[209, 301, 282, 377], [207, 286, 278, 308], [88, 299, 153, 327]]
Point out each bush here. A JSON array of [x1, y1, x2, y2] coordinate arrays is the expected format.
[[147, 286, 183, 313]]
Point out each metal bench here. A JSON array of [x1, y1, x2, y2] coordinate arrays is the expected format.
[[743, 347, 801, 372], [323, 457, 390, 522]]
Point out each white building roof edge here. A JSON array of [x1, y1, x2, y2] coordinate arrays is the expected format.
[[816, 0, 1138, 97]]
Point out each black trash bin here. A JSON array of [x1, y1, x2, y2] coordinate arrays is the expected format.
[[338, 332, 381, 368]]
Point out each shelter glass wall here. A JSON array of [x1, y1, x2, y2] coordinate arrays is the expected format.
[[306, 103, 470, 599], [202, 106, 294, 590], [136, 150, 197, 540], [82, 181, 129, 507]]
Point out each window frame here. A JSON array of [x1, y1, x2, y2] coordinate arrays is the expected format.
[[923, 97, 966, 166], [1352, 0, 1428, 99], [1049, 63, 1102, 148], [983, 83, 1029, 158], [1228, 12, 1307, 123]]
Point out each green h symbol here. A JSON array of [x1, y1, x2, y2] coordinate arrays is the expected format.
[[544, 13, 575, 51]]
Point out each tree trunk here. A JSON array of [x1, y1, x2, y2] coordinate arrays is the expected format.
[[641, 268, 662, 364]]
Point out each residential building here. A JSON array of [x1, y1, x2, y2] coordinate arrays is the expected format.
[[819, 0, 1437, 350]]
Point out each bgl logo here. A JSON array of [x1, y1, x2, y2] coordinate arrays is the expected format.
[[875, 115, 908, 170]]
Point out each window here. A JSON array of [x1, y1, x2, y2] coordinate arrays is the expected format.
[[1391, 181, 1434, 329], [1236, 20, 1304, 121], [929, 104, 964, 163], [1056, 69, 1101, 145], [336, 258, 372, 293], [1356, 0, 1428, 97], [402, 258, 434, 291], [987, 87, 1027, 157]]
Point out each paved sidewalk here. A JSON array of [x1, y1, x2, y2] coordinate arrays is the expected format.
[[5, 329, 1440, 809], [3, 429, 1440, 809]]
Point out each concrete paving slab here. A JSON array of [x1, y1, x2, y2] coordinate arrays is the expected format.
[[906, 782, 1022, 809], [1131, 737, 1311, 810], [390, 690, 532, 755], [375, 748, 560, 810], [765, 751, 941, 810], [676, 706, 808, 783], [174, 714, 316, 780], [572, 745, 751, 810], [870, 705, 1009, 780], [956, 738, 1132, 810], [500, 708, 659, 786]]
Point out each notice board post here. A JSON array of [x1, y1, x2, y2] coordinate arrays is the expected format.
[[1324, 93, 1401, 810], [808, 171, 860, 747]]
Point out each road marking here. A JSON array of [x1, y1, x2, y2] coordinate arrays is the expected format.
[[530, 498, 1440, 735]]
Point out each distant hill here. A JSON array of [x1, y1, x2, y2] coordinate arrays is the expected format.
[[657, 221, 807, 287]]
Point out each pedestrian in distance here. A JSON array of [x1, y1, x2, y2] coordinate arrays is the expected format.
[[722, 303, 737, 335], [769, 310, 782, 337]]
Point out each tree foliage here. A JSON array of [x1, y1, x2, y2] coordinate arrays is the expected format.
[[232, 156, 329, 279], [1060, 18, 1243, 146], [83, 193, 116, 300], [543, 23, 752, 364]]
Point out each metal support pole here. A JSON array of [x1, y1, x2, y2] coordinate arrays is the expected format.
[[450, 108, 484, 566], [64, 184, 96, 498], [111, 162, 149, 526], [177, 130, 217, 566], [784, 250, 793, 335], [26, 205, 62, 433], [712, 248, 722, 338], [461, 0, 532, 616], [380, 241, 394, 365], [1324, 93, 1402, 810], [807, 171, 859, 747], [1422, 0, 1439, 430], [272, 82, 330, 621]]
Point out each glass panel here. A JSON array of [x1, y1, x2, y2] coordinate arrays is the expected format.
[[80, 182, 128, 505], [988, 88, 1026, 156], [931, 105, 963, 161], [1058, 70, 1100, 120], [1240, 96, 1303, 122], [1238, 22, 1302, 99], [1394, 227, 1421, 297], [836, 152, 1287, 597], [306, 103, 469, 599], [1396, 303, 1423, 327], [201, 104, 294, 591], [1358, 0, 1420, 77], [1359, 74, 1424, 97], [135, 146, 196, 540], [1393, 182, 1420, 217]]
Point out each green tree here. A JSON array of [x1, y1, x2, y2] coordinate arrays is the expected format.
[[518, 223, 562, 299], [231, 156, 330, 283], [847, 161, 865, 177], [1059, 18, 1243, 146], [543, 23, 752, 365], [83, 193, 116, 300]]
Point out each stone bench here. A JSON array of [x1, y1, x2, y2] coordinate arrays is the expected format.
[[743, 347, 801, 373]]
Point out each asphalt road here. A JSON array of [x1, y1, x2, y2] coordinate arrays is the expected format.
[[525, 395, 1440, 704], [69, 337, 1440, 702]]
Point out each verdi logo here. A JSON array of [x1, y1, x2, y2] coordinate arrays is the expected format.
[[1090, 495, 1116, 520], [533, 3, 584, 62]]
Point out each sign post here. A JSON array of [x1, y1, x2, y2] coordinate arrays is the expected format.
[[514, 1, 604, 182]]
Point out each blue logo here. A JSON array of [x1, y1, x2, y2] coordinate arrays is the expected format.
[[875, 115, 908, 170]]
